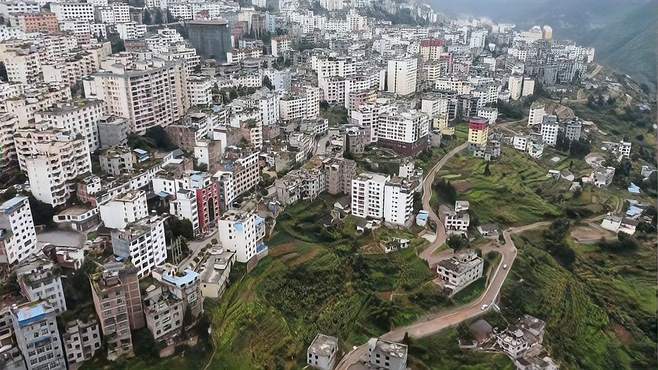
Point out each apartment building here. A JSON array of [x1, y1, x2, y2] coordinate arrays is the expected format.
[[420, 38, 445, 61], [0, 1, 40, 18], [115, 22, 147, 40], [0, 196, 38, 266], [0, 45, 41, 85], [50, 2, 94, 21], [527, 101, 545, 126], [325, 157, 356, 195], [99, 190, 148, 230], [83, 56, 189, 134], [279, 86, 320, 121], [445, 200, 470, 235], [271, 35, 291, 57], [95, 3, 130, 24], [0, 114, 18, 173], [14, 125, 92, 206], [143, 284, 185, 341], [62, 317, 101, 369], [90, 262, 144, 360], [152, 264, 204, 318], [98, 116, 129, 149], [508, 74, 523, 100], [274, 168, 327, 206], [99, 146, 135, 175], [477, 107, 498, 124], [468, 116, 489, 149], [564, 119, 582, 142], [16, 256, 67, 314], [383, 177, 417, 227], [351, 172, 390, 220], [387, 58, 417, 96], [376, 106, 430, 156], [12, 12, 60, 33], [35, 99, 105, 152], [111, 215, 168, 278], [186, 75, 213, 106], [217, 207, 267, 263], [540, 115, 559, 146], [436, 250, 484, 294], [214, 149, 260, 210], [170, 189, 200, 236], [11, 300, 66, 370], [3, 83, 72, 128]]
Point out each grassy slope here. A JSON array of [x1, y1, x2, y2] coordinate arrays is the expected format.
[[501, 229, 657, 370]]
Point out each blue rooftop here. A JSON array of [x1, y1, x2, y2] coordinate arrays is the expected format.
[[163, 269, 199, 287], [15, 303, 49, 327], [0, 196, 27, 214]]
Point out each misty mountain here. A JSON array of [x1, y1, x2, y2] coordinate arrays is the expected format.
[[429, 0, 657, 88]]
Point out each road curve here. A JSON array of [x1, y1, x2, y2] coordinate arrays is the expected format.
[[419, 142, 468, 264], [335, 219, 553, 370]]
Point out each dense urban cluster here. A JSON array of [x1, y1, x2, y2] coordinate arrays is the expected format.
[[0, 0, 653, 369]]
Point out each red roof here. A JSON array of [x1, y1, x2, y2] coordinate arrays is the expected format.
[[421, 39, 445, 47]]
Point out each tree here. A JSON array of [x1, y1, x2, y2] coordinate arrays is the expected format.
[[262, 75, 274, 90], [483, 162, 491, 176], [28, 196, 55, 228], [168, 218, 194, 241], [446, 234, 468, 250], [142, 9, 152, 25]]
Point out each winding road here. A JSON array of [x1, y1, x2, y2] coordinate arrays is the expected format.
[[335, 142, 554, 370]]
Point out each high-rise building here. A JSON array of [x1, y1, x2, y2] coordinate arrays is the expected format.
[[383, 177, 416, 227], [16, 256, 67, 314], [540, 115, 559, 146], [187, 20, 231, 61], [387, 58, 417, 96], [351, 172, 389, 220], [214, 149, 260, 210], [218, 207, 267, 263], [508, 74, 523, 100], [83, 57, 189, 134], [35, 99, 105, 152], [99, 190, 148, 230], [376, 106, 430, 155], [468, 117, 489, 148], [0, 196, 38, 266], [0, 113, 18, 173], [11, 300, 67, 370], [527, 102, 545, 126], [90, 262, 144, 361]]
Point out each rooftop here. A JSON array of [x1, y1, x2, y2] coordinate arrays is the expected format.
[[308, 334, 338, 356]]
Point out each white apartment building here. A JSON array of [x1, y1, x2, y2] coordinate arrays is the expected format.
[[111, 215, 168, 278], [383, 177, 415, 227], [619, 141, 632, 160], [115, 22, 147, 40], [0, 1, 40, 18], [217, 208, 266, 263], [387, 58, 417, 96], [436, 250, 484, 294], [522, 77, 535, 97], [187, 75, 213, 106], [271, 36, 291, 57], [170, 189, 200, 235], [0, 196, 38, 266], [508, 75, 523, 100], [351, 104, 380, 142], [84, 57, 189, 134], [540, 116, 559, 146], [214, 150, 260, 209], [11, 301, 66, 370], [477, 107, 498, 124], [0, 47, 41, 85], [376, 107, 430, 155], [0, 113, 18, 172], [15, 126, 92, 206], [444, 200, 470, 235], [351, 172, 390, 220], [51, 2, 95, 21], [253, 90, 280, 126], [99, 190, 148, 230], [279, 86, 320, 121], [3, 83, 72, 128], [528, 102, 545, 126], [62, 318, 101, 368], [35, 99, 105, 152], [16, 257, 67, 314], [96, 3, 130, 24]]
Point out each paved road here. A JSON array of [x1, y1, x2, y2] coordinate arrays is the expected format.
[[419, 142, 468, 265], [335, 218, 552, 370]]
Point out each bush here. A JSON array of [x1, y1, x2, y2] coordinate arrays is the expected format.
[[446, 234, 469, 250]]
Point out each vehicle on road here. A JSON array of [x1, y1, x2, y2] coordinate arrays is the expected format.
[[481, 304, 488, 310], [503, 264, 508, 269]]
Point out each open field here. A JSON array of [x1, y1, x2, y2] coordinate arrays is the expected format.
[[500, 226, 657, 370]]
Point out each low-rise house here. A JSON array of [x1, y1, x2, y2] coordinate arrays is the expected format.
[[53, 206, 99, 232], [198, 247, 236, 298], [585, 166, 615, 188], [307, 333, 338, 370], [477, 224, 499, 239], [366, 337, 408, 370], [600, 214, 637, 235], [436, 250, 483, 294], [381, 238, 410, 253], [445, 201, 470, 235]]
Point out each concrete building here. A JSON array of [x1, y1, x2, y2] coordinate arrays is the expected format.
[[99, 146, 135, 175], [198, 247, 235, 298], [468, 116, 489, 149], [62, 317, 101, 369], [271, 35, 291, 57], [351, 172, 389, 220], [387, 58, 417, 96], [16, 256, 67, 314], [99, 190, 148, 230], [217, 207, 267, 263], [111, 215, 168, 278], [564, 119, 582, 142], [13, 12, 60, 33], [152, 264, 204, 318], [0, 196, 38, 266], [11, 300, 66, 370], [383, 177, 416, 227], [508, 75, 523, 100], [540, 115, 559, 146], [477, 107, 498, 124], [214, 149, 260, 210], [325, 157, 356, 195], [444, 200, 470, 235], [279, 86, 321, 121], [522, 77, 535, 97], [376, 107, 429, 156], [83, 57, 189, 134], [90, 262, 144, 360], [527, 102, 545, 126], [367, 337, 408, 370], [187, 20, 231, 61], [186, 75, 213, 106], [50, 2, 94, 21], [35, 100, 104, 152], [0, 114, 18, 172], [142, 284, 184, 341], [98, 116, 128, 149], [307, 334, 339, 370], [436, 250, 484, 294]]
